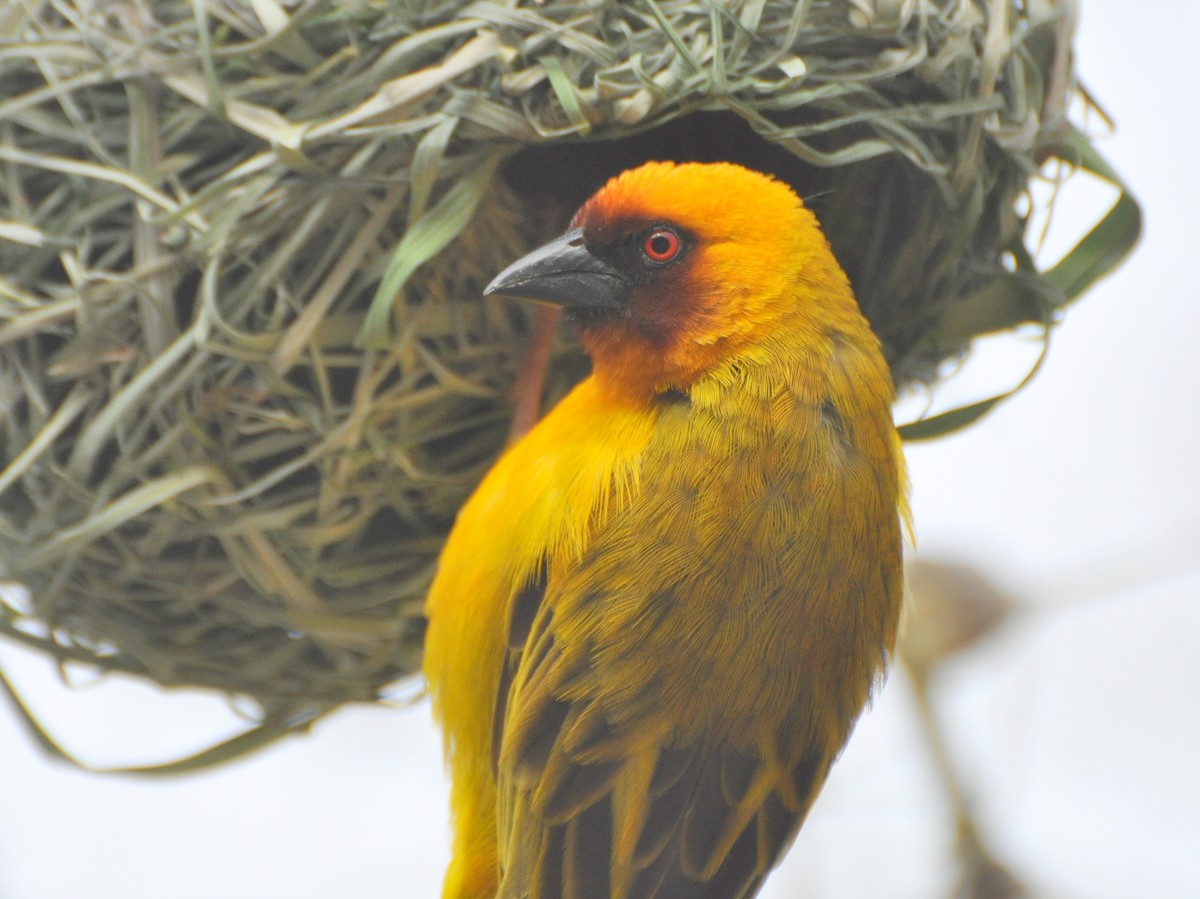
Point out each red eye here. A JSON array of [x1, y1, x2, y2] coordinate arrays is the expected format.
[[642, 228, 681, 263]]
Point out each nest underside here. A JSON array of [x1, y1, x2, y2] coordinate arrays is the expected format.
[[0, 0, 1107, 738]]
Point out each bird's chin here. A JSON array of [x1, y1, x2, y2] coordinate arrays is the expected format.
[[563, 304, 630, 329]]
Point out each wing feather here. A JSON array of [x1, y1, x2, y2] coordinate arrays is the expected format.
[[495, 584, 840, 899], [493, 568, 547, 771]]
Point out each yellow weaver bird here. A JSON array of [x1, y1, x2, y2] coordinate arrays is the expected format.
[[424, 161, 907, 899]]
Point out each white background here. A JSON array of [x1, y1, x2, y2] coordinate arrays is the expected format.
[[1, 3, 1198, 897]]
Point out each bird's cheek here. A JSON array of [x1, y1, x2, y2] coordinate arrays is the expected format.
[[632, 260, 716, 334], [597, 282, 668, 346]]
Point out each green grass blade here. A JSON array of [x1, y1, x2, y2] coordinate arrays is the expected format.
[[538, 55, 592, 135], [357, 154, 502, 349], [0, 663, 331, 776], [898, 395, 1006, 442], [1044, 127, 1142, 304], [108, 709, 334, 776], [0, 665, 82, 766]]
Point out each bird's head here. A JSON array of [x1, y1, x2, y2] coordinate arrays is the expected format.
[[485, 161, 855, 398]]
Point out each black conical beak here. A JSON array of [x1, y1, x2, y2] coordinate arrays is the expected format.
[[483, 228, 628, 310]]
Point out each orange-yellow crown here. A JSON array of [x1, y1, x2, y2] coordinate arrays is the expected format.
[[569, 161, 856, 397]]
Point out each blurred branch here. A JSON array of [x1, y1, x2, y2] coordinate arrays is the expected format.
[[901, 560, 1029, 899]]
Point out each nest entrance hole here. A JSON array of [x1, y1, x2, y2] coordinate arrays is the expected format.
[[501, 111, 827, 235]]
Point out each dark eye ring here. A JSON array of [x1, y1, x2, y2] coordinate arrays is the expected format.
[[642, 227, 682, 264]]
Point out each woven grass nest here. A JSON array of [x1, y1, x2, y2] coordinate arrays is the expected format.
[[0, 0, 1138, 767]]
